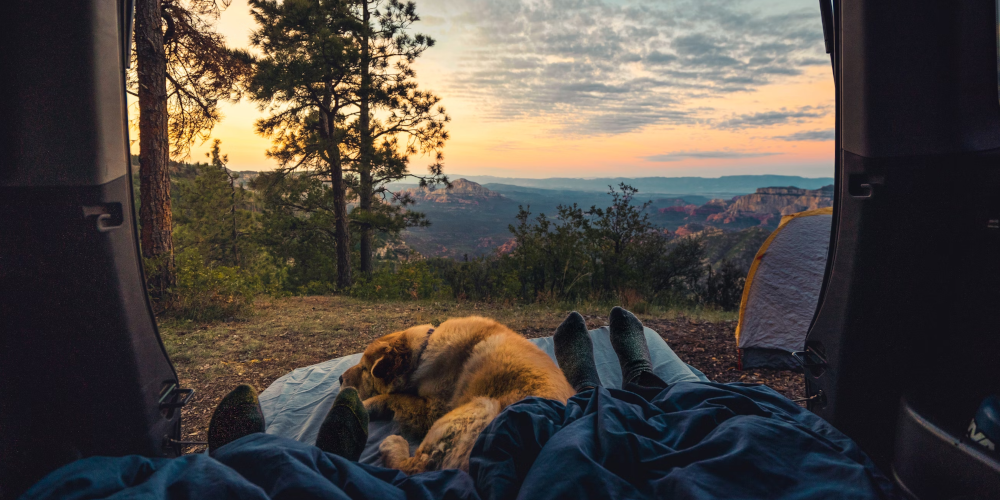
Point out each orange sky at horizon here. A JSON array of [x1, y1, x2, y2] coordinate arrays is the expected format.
[[128, 0, 836, 179]]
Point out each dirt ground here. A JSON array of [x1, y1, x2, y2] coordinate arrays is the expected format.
[[158, 296, 804, 453]]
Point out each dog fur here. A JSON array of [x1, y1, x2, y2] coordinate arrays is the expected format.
[[339, 316, 575, 474]]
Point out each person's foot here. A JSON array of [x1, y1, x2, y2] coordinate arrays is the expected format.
[[609, 307, 654, 386], [554, 311, 602, 392], [315, 387, 369, 461], [208, 384, 266, 453]]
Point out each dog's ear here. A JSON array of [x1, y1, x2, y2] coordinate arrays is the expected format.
[[370, 340, 411, 381], [371, 351, 393, 380]]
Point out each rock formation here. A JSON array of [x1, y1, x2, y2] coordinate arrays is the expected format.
[[401, 178, 504, 205]]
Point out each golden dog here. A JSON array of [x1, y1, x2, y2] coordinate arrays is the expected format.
[[339, 316, 575, 474]]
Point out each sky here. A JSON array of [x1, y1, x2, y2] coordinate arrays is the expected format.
[[129, 0, 836, 179]]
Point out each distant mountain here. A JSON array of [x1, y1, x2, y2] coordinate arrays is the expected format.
[[397, 178, 727, 258], [209, 169, 834, 259], [401, 178, 505, 203], [397, 178, 832, 259], [447, 175, 834, 196], [399, 179, 520, 258], [657, 185, 834, 236]]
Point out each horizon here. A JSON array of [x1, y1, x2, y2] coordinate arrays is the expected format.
[[128, 0, 835, 179]]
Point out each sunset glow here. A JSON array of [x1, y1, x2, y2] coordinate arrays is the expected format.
[[129, 0, 835, 178]]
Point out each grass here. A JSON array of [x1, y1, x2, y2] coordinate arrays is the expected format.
[[158, 295, 743, 453]]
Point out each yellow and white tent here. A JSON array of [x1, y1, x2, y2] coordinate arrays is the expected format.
[[736, 207, 833, 370]]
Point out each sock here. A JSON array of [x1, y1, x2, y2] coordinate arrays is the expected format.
[[208, 384, 265, 453], [315, 387, 369, 461], [609, 307, 654, 387], [554, 311, 602, 392]]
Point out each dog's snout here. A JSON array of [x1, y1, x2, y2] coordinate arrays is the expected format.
[[339, 374, 343, 385]]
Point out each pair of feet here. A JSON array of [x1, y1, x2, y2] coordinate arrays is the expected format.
[[207, 383, 369, 460], [554, 306, 661, 392]]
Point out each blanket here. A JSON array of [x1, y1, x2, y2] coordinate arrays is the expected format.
[[258, 326, 709, 464], [21, 383, 900, 500]]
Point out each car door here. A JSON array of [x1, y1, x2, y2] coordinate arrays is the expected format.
[[806, 1, 1000, 497], [0, 1, 185, 498]]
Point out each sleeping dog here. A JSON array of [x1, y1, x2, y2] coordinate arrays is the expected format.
[[339, 316, 575, 474]]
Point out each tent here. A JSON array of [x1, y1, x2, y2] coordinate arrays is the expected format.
[[735, 208, 832, 370]]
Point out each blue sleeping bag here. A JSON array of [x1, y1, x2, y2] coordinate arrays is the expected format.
[[21, 382, 900, 499], [472, 383, 900, 500]]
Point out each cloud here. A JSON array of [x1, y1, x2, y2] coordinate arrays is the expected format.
[[643, 150, 781, 162], [439, 0, 828, 136], [773, 129, 835, 141], [714, 106, 830, 130], [421, 15, 448, 27]]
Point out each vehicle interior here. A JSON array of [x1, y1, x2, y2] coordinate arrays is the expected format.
[[1, 0, 999, 498]]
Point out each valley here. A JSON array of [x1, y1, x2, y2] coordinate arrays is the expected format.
[[390, 176, 833, 260]]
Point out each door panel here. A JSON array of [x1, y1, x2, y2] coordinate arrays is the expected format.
[[0, 1, 182, 498]]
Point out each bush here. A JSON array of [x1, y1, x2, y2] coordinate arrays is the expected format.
[[164, 249, 262, 321], [426, 256, 522, 302], [349, 261, 451, 301], [698, 259, 746, 311]]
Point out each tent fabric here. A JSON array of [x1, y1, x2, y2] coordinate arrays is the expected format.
[[736, 208, 832, 370], [22, 384, 900, 500], [259, 326, 710, 466]]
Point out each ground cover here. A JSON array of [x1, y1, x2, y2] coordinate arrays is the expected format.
[[159, 296, 804, 454]]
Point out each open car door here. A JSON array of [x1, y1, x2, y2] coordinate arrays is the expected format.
[[806, 0, 1000, 497], [0, 1, 186, 498]]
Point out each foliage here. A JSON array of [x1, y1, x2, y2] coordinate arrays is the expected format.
[[350, 0, 450, 273], [172, 140, 255, 267], [425, 257, 522, 302], [349, 261, 449, 301], [165, 249, 262, 321], [698, 259, 747, 311], [250, 171, 342, 293], [129, 0, 253, 158], [500, 183, 707, 304], [158, 142, 280, 319], [247, 0, 362, 288], [416, 184, 746, 311], [695, 226, 771, 271]]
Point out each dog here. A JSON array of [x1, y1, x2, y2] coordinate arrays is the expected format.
[[339, 316, 575, 474]]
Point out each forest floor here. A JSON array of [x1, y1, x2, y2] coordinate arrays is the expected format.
[[158, 296, 804, 454]]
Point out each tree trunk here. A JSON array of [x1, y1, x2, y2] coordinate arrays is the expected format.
[[135, 0, 174, 298], [358, 1, 374, 275], [331, 154, 352, 289], [228, 174, 239, 267]]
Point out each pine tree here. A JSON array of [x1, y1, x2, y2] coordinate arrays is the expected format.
[[132, 0, 251, 297], [172, 140, 251, 268], [247, 0, 360, 289], [349, 0, 449, 275]]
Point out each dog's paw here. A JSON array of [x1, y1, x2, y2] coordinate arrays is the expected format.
[[364, 395, 394, 420], [379, 435, 410, 468]]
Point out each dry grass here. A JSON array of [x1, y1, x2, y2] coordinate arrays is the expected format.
[[159, 296, 801, 454]]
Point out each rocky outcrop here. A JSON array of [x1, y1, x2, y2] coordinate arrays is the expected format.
[[657, 185, 832, 235], [702, 185, 832, 225], [401, 178, 505, 204], [722, 185, 833, 217]]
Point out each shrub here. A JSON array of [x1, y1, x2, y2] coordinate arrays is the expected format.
[[426, 256, 522, 302], [349, 261, 450, 301], [164, 249, 262, 321], [698, 259, 747, 311]]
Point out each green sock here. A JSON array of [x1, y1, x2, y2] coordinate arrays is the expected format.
[[609, 307, 654, 386], [315, 387, 369, 461], [208, 384, 265, 453], [554, 311, 602, 392]]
